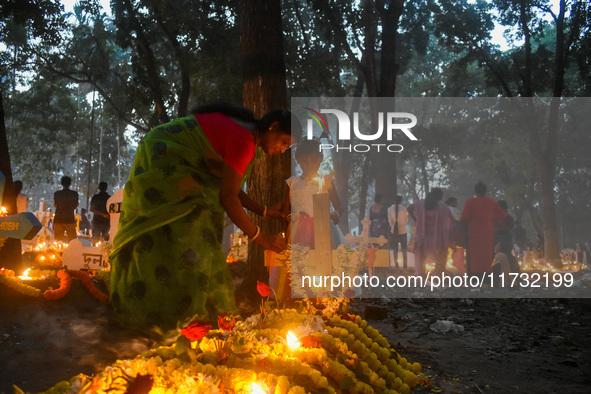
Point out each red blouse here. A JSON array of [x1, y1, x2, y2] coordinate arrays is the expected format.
[[195, 113, 256, 175]]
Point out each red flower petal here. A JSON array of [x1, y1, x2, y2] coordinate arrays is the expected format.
[[257, 281, 271, 297], [180, 320, 212, 341], [218, 313, 236, 332]]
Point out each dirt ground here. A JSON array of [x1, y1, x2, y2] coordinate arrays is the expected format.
[[1, 268, 590, 394]]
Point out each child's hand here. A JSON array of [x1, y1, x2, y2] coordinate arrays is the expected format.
[[330, 211, 340, 224]]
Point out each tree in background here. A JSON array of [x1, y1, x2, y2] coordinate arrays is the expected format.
[[239, 0, 290, 301], [434, 0, 590, 265], [0, 0, 65, 269]]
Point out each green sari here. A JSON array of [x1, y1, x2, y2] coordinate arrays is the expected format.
[[109, 116, 254, 333]]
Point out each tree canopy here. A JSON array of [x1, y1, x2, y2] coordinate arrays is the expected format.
[[1, 0, 590, 256]]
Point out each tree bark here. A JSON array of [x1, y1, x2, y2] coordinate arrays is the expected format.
[[239, 0, 289, 300], [372, 0, 405, 204], [0, 90, 22, 270]]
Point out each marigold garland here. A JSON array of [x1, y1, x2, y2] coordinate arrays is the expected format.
[[34, 308, 430, 394], [0, 272, 41, 297], [43, 269, 72, 300], [69, 270, 109, 304]]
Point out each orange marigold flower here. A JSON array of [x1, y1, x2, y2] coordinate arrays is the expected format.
[[301, 335, 323, 348], [340, 313, 356, 322], [257, 281, 271, 297], [218, 313, 236, 332], [180, 320, 212, 341]]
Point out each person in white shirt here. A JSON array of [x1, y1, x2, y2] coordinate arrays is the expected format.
[[388, 195, 409, 270], [14, 180, 29, 213]]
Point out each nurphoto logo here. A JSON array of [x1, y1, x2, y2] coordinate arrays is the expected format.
[[303, 107, 418, 153]]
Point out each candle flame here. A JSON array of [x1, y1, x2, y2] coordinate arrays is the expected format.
[[286, 331, 300, 350], [19, 268, 32, 280], [251, 382, 266, 394], [0, 206, 7, 217]]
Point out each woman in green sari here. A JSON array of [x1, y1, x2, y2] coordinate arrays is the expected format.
[[109, 105, 297, 334]]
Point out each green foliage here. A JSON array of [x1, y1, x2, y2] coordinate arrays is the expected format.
[[1, 0, 590, 246]]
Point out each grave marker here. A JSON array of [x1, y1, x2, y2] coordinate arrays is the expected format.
[[0, 213, 43, 240]]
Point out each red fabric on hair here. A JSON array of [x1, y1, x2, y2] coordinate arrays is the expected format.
[[195, 113, 256, 175]]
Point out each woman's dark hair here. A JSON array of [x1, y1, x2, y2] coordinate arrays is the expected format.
[[425, 187, 443, 211], [295, 139, 322, 163], [497, 199, 508, 211], [474, 181, 486, 196], [374, 193, 383, 204], [191, 103, 298, 136]]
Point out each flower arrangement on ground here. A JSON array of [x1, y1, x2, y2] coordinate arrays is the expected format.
[[33, 295, 430, 394]]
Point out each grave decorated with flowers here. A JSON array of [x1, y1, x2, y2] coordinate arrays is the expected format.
[[26, 282, 430, 394]]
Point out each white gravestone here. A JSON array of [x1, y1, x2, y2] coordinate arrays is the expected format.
[[106, 189, 124, 244], [62, 238, 108, 270]]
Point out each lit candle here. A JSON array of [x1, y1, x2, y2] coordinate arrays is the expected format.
[[251, 382, 266, 394], [286, 331, 300, 350], [18, 268, 32, 280]]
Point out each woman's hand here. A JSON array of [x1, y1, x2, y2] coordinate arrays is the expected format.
[[255, 233, 286, 253], [265, 204, 285, 220]]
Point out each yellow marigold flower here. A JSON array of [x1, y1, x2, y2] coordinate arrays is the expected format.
[[370, 342, 380, 353], [386, 358, 398, 371], [398, 356, 408, 369], [399, 382, 411, 394], [369, 372, 379, 384], [404, 371, 418, 389], [287, 386, 307, 394]]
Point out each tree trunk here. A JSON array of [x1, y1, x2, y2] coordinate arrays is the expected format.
[[0, 90, 22, 270], [359, 156, 371, 225], [372, 0, 405, 204], [239, 0, 288, 300]]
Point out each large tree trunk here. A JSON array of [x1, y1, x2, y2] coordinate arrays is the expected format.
[[0, 90, 22, 270], [239, 0, 288, 303], [373, 0, 405, 203]]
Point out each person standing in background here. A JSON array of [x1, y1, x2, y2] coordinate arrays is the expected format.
[[79, 208, 92, 235], [388, 195, 409, 270], [369, 194, 389, 246], [90, 182, 111, 242], [14, 180, 29, 213], [408, 188, 453, 277], [461, 182, 507, 275], [54, 176, 79, 242]]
